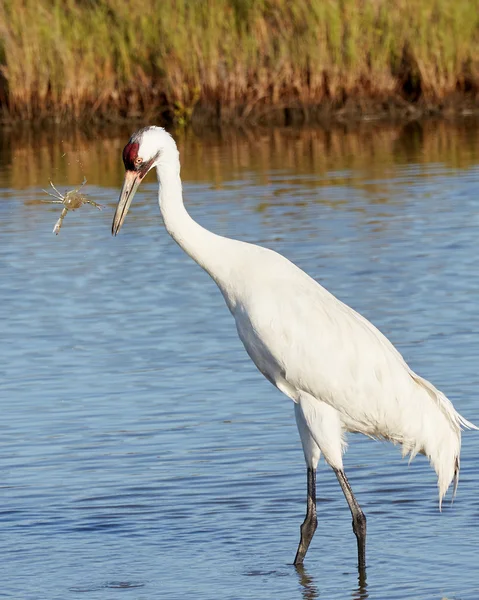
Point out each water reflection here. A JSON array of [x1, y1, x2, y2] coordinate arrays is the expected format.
[[295, 564, 368, 600], [1, 119, 479, 193], [295, 564, 319, 599], [352, 569, 368, 600]]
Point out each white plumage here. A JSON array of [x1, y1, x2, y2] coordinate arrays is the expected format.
[[233, 246, 474, 495], [112, 126, 476, 570]]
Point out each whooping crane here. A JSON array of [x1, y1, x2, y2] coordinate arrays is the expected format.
[[112, 126, 477, 571]]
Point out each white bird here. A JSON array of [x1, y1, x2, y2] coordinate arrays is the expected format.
[[112, 126, 477, 571]]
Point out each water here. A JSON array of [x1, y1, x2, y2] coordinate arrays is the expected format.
[[1, 121, 479, 599]]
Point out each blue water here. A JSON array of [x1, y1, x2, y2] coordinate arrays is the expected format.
[[1, 124, 479, 599]]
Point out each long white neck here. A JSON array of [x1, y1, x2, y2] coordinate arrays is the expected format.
[[155, 160, 239, 288]]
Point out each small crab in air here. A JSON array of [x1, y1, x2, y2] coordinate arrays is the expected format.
[[42, 178, 103, 234]]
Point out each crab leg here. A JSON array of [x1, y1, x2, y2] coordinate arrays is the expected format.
[[85, 199, 104, 211], [53, 207, 69, 235]]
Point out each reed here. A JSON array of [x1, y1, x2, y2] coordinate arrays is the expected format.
[[0, 0, 478, 124]]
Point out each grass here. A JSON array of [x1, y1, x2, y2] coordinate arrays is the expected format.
[[0, 0, 478, 124]]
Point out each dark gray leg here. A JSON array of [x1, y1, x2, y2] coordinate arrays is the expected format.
[[334, 468, 367, 571], [294, 467, 317, 565]]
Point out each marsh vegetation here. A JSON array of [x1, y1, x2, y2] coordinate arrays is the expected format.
[[0, 0, 478, 125]]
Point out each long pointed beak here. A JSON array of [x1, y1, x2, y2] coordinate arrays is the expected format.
[[112, 170, 142, 235]]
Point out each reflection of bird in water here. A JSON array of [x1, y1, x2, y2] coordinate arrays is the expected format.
[[112, 126, 477, 571], [295, 564, 319, 600], [296, 563, 367, 600]]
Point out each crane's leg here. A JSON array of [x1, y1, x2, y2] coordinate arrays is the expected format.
[[334, 468, 367, 571], [294, 393, 365, 569], [293, 401, 320, 565], [294, 466, 317, 565]]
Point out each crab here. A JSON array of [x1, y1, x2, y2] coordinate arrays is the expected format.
[[42, 178, 103, 234]]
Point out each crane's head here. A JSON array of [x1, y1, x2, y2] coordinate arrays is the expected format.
[[112, 126, 178, 235]]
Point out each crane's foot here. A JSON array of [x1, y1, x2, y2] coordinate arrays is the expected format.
[[354, 511, 367, 571], [334, 468, 367, 572], [293, 467, 317, 565]]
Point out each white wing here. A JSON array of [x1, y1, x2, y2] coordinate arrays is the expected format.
[[226, 245, 476, 499]]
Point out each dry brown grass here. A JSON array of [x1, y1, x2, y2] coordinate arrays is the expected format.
[[0, 0, 478, 124]]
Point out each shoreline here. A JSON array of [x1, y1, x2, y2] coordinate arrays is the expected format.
[[188, 94, 479, 128], [1, 93, 479, 129]]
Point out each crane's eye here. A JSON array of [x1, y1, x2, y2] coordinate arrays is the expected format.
[[134, 157, 142, 167]]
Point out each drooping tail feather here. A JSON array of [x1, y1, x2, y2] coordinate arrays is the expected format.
[[406, 371, 477, 509], [410, 372, 478, 432], [457, 414, 479, 431]]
